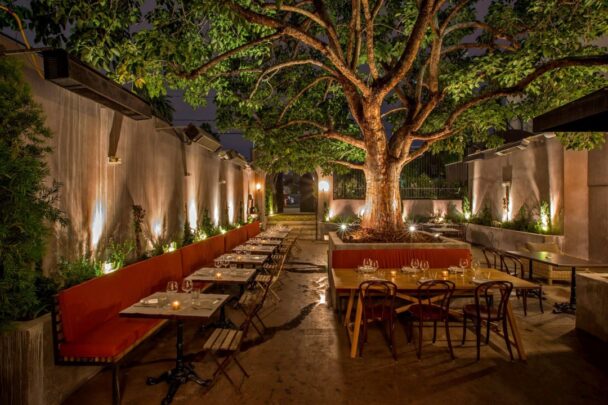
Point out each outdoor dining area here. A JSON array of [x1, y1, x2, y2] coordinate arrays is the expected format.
[[52, 222, 296, 405]]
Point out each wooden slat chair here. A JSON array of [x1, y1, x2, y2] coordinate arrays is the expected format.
[[500, 252, 544, 316], [256, 254, 286, 303], [237, 279, 272, 337], [203, 280, 271, 391]]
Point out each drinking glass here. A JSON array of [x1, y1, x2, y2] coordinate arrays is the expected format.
[[214, 259, 222, 268], [459, 258, 469, 277], [182, 279, 193, 294], [166, 281, 178, 294], [191, 288, 200, 309], [420, 260, 430, 275], [411, 258, 420, 270]]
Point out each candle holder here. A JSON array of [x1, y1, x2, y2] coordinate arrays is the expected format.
[[390, 270, 397, 277], [215, 271, 223, 279], [171, 300, 181, 311]]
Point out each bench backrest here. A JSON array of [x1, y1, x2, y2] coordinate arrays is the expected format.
[[180, 234, 226, 277], [245, 221, 261, 239], [225, 226, 249, 252], [332, 248, 472, 269], [57, 250, 182, 343]]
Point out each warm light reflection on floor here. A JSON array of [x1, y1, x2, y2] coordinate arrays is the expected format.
[[319, 292, 326, 304]]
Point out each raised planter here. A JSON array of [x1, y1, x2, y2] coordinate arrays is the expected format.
[[0, 314, 100, 405], [576, 273, 608, 342], [465, 223, 564, 251], [327, 231, 471, 307]]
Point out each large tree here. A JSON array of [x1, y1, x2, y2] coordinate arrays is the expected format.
[[23, 0, 608, 232]]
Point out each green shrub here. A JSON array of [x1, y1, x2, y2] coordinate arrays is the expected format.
[[57, 255, 101, 290], [0, 58, 66, 329]]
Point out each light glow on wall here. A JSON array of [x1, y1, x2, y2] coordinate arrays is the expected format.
[[188, 199, 198, 228], [91, 200, 105, 249], [255, 182, 262, 191], [213, 205, 220, 226], [228, 203, 234, 224], [152, 219, 163, 238], [318, 180, 330, 192]]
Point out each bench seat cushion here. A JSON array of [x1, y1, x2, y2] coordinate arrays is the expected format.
[[59, 317, 164, 360]]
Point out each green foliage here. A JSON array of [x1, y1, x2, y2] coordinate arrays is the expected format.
[[182, 208, 194, 247], [0, 57, 66, 328], [105, 239, 134, 269], [57, 255, 101, 289], [197, 208, 220, 238], [471, 204, 494, 226]]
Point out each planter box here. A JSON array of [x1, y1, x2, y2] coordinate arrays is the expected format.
[[576, 273, 608, 342], [465, 223, 564, 251], [0, 314, 100, 405], [327, 231, 471, 307], [318, 222, 340, 240]]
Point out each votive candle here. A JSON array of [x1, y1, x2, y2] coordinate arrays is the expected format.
[[171, 300, 181, 310]]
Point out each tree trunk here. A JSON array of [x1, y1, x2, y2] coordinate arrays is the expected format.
[[360, 161, 404, 232]]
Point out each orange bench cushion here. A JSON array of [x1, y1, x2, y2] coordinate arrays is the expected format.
[[58, 251, 182, 344], [180, 234, 226, 277], [59, 317, 163, 359], [332, 248, 472, 269]]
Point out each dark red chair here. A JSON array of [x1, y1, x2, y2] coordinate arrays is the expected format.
[[406, 280, 456, 359], [358, 280, 398, 359], [462, 281, 514, 361]]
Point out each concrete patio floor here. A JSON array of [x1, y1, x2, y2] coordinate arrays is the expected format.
[[65, 241, 608, 405]]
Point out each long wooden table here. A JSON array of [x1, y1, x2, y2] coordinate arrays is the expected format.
[[333, 267, 538, 360]]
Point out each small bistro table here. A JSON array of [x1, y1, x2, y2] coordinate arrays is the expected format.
[[257, 230, 290, 240], [246, 238, 282, 246], [506, 250, 607, 314], [333, 267, 538, 360], [217, 252, 270, 268], [233, 244, 276, 254], [120, 292, 229, 404]]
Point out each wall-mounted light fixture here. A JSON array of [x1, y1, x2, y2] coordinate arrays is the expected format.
[[318, 180, 330, 192]]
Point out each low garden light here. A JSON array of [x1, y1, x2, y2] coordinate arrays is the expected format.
[[464, 212, 471, 221], [102, 261, 116, 275], [408, 225, 417, 232], [340, 223, 348, 232]]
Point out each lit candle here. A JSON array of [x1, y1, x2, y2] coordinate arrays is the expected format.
[[390, 270, 397, 277], [215, 271, 222, 279], [442, 270, 449, 279], [171, 300, 181, 310]]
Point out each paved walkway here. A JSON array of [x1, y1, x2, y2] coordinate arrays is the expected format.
[[66, 241, 608, 405]]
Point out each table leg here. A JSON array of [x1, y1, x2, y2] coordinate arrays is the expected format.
[[344, 290, 355, 327], [147, 320, 210, 404], [553, 266, 577, 314], [528, 259, 534, 280], [505, 302, 527, 361], [350, 294, 363, 358]]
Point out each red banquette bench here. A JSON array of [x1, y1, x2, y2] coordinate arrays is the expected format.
[[331, 247, 472, 270], [52, 222, 260, 404]]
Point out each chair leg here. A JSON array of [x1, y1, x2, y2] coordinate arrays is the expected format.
[[538, 288, 544, 313], [475, 319, 481, 361], [233, 357, 249, 378], [502, 318, 514, 361], [445, 320, 455, 360], [461, 314, 467, 345], [523, 292, 528, 316], [417, 321, 423, 359], [112, 363, 120, 405], [432, 321, 437, 343], [485, 318, 491, 345], [212, 354, 238, 390]]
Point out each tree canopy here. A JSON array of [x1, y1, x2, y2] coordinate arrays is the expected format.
[[16, 0, 607, 175]]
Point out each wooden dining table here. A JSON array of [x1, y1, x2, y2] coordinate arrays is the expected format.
[[333, 267, 538, 360]]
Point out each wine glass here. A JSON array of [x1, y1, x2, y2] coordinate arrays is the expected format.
[[471, 259, 480, 278], [411, 258, 420, 270], [420, 260, 430, 277], [459, 258, 469, 277], [214, 258, 222, 268], [182, 279, 193, 294], [166, 281, 178, 295]]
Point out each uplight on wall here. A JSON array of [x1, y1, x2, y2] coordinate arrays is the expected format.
[[318, 180, 330, 192], [152, 220, 163, 238], [188, 199, 197, 227], [91, 201, 105, 249]]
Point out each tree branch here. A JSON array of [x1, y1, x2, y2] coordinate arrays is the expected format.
[[299, 130, 366, 149], [441, 42, 519, 55], [180, 32, 283, 79], [414, 54, 608, 140], [329, 159, 365, 170], [361, 0, 379, 79], [278, 75, 334, 123]]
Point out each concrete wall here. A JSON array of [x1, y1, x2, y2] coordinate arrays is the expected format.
[[2, 37, 259, 272], [587, 138, 608, 262], [468, 136, 564, 229]]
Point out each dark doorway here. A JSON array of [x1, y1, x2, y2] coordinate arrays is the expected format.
[[276, 172, 316, 213]]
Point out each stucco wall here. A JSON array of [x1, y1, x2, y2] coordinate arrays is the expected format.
[[4, 38, 257, 272], [468, 136, 564, 229], [588, 138, 608, 262]]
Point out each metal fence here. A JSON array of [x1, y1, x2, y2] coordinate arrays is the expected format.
[[333, 153, 464, 200]]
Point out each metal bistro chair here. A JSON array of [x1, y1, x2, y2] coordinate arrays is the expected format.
[[501, 252, 543, 316], [406, 280, 456, 360], [358, 280, 398, 360], [462, 281, 514, 361]]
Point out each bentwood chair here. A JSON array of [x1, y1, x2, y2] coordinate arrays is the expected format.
[[500, 253, 543, 316], [481, 246, 502, 270], [358, 280, 399, 359], [462, 281, 514, 361], [406, 280, 456, 359]]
